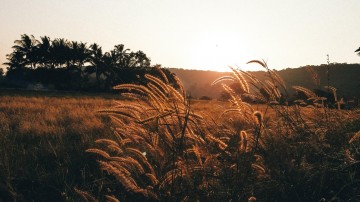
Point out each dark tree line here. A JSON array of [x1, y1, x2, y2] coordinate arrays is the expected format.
[[3, 34, 175, 91]]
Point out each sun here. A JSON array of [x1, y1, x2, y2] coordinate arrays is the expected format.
[[189, 31, 253, 72]]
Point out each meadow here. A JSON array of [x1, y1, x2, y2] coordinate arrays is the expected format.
[[0, 93, 115, 201], [0, 91, 241, 201], [1, 64, 360, 201]]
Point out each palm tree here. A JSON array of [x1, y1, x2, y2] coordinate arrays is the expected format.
[[102, 51, 119, 89], [88, 43, 106, 87], [89, 43, 119, 90], [69, 41, 79, 67], [113, 44, 130, 68], [12, 34, 39, 69], [71, 41, 89, 88], [4, 51, 25, 71], [51, 38, 70, 68], [36, 36, 51, 68], [76, 42, 89, 68]]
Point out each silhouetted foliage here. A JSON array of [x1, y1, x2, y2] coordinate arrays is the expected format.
[[356, 47, 360, 57], [0, 69, 5, 87], [3, 34, 175, 91]]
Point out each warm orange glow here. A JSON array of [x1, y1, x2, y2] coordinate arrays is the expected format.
[[189, 31, 253, 72]]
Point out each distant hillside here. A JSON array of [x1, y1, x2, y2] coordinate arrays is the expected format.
[[168, 68, 231, 98], [169, 63, 360, 99]]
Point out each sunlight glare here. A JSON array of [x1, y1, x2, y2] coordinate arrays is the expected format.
[[189, 31, 258, 72]]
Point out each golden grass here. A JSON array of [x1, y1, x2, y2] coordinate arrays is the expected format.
[[82, 66, 360, 201], [1, 77, 359, 201], [0, 94, 121, 201], [0, 94, 353, 147], [0, 95, 114, 137]]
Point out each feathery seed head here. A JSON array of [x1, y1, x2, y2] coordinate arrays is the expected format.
[[253, 111, 263, 125], [248, 196, 257, 202]]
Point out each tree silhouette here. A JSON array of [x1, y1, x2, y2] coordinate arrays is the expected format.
[[113, 44, 130, 68], [36, 36, 52, 68], [102, 50, 119, 89], [9, 34, 39, 69], [3, 34, 171, 91], [4, 50, 25, 71], [69, 41, 90, 88], [88, 43, 105, 88], [51, 38, 72, 68], [130, 50, 151, 67]]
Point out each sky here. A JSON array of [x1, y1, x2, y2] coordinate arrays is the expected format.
[[1, 0, 360, 72]]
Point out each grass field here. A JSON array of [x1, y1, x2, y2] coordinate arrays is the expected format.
[[0, 91, 240, 201], [1, 88, 359, 201], [0, 92, 116, 201]]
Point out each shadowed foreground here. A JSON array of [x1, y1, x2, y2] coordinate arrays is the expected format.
[[0, 80, 360, 201]]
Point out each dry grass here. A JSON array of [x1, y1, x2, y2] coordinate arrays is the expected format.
[[84, 64, 360, 202], [1, 64, 360, 201], [0, 94, 117, 201], [0, 96, 114, 137]]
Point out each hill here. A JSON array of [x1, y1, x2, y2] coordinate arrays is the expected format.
[[170, 63, 360, 99], [168, 68, 231, 98]]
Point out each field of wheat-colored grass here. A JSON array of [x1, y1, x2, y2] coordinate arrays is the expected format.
[[81, 64, 360, 202], [0, 94, 118, 201], [0, 93, 248, 201], [1, 63, 360, 201]]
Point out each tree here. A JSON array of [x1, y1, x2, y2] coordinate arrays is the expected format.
[[4, 34, 157, 91], [36, 36, 52, 68], [10, 34, 39, 69], [130, 50, 151, 68], [76, 42, 89, 68], [69, 41, 90, 88], [102, 51, 118, 89], [4, 50, 25, 71], [88, 43, 105, 88], [51, 38, 71, 68], [113, 44, 130, 68]]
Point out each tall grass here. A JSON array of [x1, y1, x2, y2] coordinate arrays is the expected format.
[[0, 92, 256, 201], [85, 61, 360, 201], [0, 95, 114, 201], [1, 62, 359, 201]]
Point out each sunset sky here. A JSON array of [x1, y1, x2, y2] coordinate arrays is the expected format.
[[1, 0, 360, 72]]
